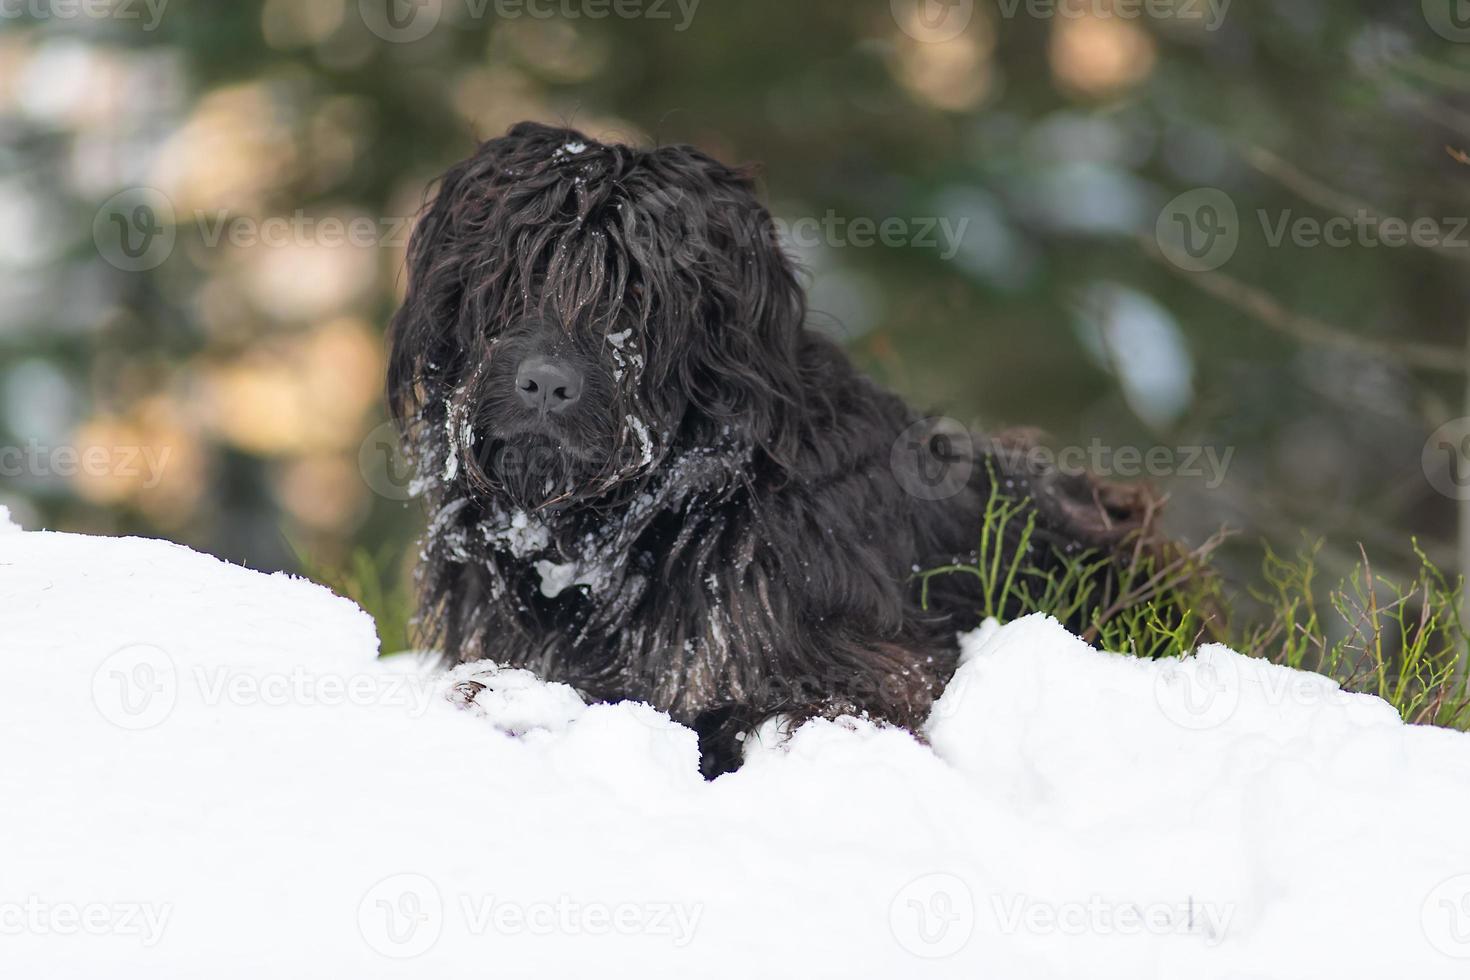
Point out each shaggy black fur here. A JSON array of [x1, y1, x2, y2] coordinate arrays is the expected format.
[[388, 122, 1158, 776]]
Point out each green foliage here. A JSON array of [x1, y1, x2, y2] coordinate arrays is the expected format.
[[916, 465, 1226, 659], [1243, 540, 1470, 730], [289, 542, 415, 658], [921, 480, 1470, 731]]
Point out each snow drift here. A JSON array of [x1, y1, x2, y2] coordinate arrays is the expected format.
[[3, 524, 1470, 979]]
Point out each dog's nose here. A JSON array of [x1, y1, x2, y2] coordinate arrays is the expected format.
[[515, 356, 583, 415]]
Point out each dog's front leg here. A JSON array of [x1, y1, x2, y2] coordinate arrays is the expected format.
[[691, 696, 882, 779], [445, 660, 587, 737]]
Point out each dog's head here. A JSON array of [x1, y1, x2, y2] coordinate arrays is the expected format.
[[388, 122, 806, 514]]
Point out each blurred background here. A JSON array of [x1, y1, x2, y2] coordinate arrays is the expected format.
[[3, 0, 1470, 647]]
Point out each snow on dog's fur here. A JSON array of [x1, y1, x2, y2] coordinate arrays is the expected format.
[[388, 122, 1160, 775]]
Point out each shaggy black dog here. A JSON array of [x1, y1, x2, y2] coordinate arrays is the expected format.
[[388, 122, 1158, 776]]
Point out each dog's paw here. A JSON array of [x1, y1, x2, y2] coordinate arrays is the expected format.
[[444, 662, 586, 737], [739, 702, 879, 765]]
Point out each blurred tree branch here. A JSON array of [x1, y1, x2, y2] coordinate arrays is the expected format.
[[1244, 146, 1470, 265], [1137, 233, 1466, 376]]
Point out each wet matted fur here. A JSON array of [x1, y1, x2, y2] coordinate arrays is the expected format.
[[388, 122, 1160, 776]]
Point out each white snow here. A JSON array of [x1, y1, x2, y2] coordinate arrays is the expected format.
[[441, 396, 471, 483], [0, 503, 19, 533], [606, 329, 644, 383], [533, 556, 601, 598], [626, 414, 654, 467], [4, 528, 1470, 978], [484, 508, 551, 558]]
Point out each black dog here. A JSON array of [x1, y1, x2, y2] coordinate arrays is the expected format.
[[388, 122, 1157, 775]]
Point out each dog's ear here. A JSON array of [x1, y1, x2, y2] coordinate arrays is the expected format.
[[637, 146, 808, 471], [387, 154, 477, 432]]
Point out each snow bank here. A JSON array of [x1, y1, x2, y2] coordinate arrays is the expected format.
[[3, 529, 1470, 979]]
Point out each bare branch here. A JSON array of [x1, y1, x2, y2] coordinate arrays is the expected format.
[[1244, 145, 1470, 265], [1138, 233, 1466, 375]]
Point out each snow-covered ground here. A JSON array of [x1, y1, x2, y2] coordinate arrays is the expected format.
[[4, 519, 1470, 978]]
